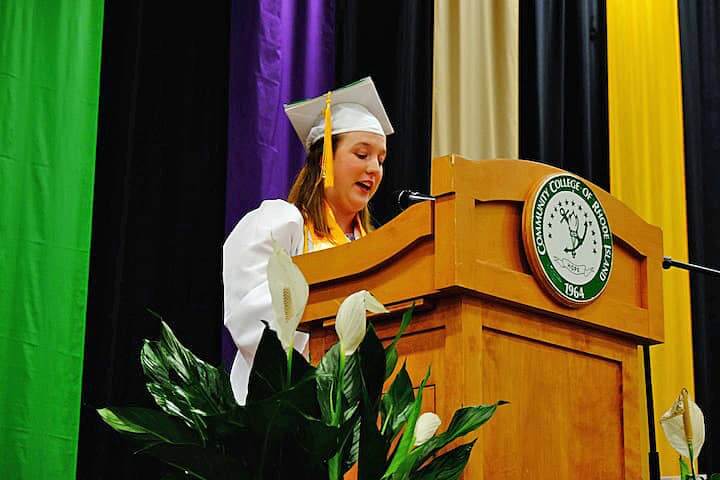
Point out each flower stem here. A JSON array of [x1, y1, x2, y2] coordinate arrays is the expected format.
[[285, 348, 293, 390], [688, 445, 697, 480], [328, 349, 347, 480]]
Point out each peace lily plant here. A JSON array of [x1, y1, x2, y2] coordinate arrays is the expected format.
[[98, 245, 505, 479], [267, 241, 308, 388], [659, 388, 718, 480]]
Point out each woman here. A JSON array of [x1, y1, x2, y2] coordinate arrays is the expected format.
[[223, 78, 393, 404]]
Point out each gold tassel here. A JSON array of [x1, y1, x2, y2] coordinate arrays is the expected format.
[[321, 92, 334, 188]]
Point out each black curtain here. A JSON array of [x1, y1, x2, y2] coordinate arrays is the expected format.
[[678, 2, 720, 473], [519, 0, 609, 191], [77, 1, 229, 478], [335, 0, 434, 226]]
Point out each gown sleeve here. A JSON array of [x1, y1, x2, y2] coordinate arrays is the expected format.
[[222, 199, 308, 404]]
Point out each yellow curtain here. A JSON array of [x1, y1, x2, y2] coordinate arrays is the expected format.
[[606, 1, 694, 476], [432, 0, 518, 160]]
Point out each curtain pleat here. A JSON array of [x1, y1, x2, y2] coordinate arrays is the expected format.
[[519, 0, 609, 190], [223, 0, 336, 365], [432, 0, 518, 161], [606, 1, 693, 475], [225, 0, 336, 234], [678, 1, 720, 473], [0, 1, 104, 478], [77, 2, 229, 478]]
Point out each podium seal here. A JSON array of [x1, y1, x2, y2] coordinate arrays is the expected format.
[[522, 173, 613, 307]]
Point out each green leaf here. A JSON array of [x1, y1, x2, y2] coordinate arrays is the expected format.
[[142, 443, 247, 480], [409, 441, 476, 480], [709, 474, 720, 480], [246, 378, 322, 432], [316, 343, 362, 425], [315, 344, 340, 424], [247, 322, 286, 400], [248, 387, 340, 463], [380, 363, 415, 446], [337, 388, 363, 474], [358, 414, 386, 480], [340, 408, 362, 472], [357, 325, 390, 480], [384, 305, 414, 380], [97, 407, 199, 446], [202, 405, 250, 441], [410, 401, 507, 472], [244, 397, 298, 476], [360, 325, 387, 412], [247, 322, 314, 401], [342, 353, 362, 408], [141, 321, 236, 440], [316, 342, 365, 476], [244, 380, 342, 476], [383, 367, 431, 479], [439, 403, 503, 439], [98, 408, 147, 435], [295, 412, 342, 461], [277, 420, 333, 479], [385, 349, 399, 383]]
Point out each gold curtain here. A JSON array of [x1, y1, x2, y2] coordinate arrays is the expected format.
[[606, 1, 694, 475], [432, 0, 518, 160]]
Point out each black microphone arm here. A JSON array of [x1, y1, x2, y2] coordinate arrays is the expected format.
[[396, 190, 436, 211], [662, 256, 720, 277]]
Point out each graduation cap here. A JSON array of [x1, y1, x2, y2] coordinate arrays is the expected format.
[[284, 77, 394, 188]]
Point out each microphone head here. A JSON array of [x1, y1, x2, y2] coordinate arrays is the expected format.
[[395, 190, 410, 210], [395, 190, 433, 210]]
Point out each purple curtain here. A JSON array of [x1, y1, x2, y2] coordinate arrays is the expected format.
[[224, 0, 335, 365]]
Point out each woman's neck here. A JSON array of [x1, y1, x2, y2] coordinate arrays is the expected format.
[[328, 203, 355, 234]]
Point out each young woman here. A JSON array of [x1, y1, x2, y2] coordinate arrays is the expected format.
[[223, 78, 393, 403]]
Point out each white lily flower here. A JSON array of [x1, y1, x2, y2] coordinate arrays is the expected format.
[[414, 412, 442, 447], [267, 241, 309, 352], [659, 389, 705, 459], [335, 290, 388, 355]]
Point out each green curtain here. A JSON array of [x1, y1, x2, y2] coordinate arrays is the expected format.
[[0, 1, 103, 477]]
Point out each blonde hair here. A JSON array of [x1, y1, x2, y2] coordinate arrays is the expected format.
[[288, 136, 372, 240]]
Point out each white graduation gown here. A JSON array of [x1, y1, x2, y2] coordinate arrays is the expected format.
[[222, 199, 309, 404]]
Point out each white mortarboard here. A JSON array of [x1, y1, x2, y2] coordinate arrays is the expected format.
[[284, 77, 394, 152]]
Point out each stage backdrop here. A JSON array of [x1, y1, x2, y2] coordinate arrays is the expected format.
[[679, 1, 720, 473], [0, 0, 104, 478], [64, 1, 718, 476], [433, 0, 518, 162], [225, 0, 336, 231], [223, 0, 336, 365], [607, 0, 694, 474], [77, 1, 229, 478], [335, 0, 434, 225], [519, 0, 609, 190]]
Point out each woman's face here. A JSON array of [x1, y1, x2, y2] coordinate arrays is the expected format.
[[325, 131, 386, 216]]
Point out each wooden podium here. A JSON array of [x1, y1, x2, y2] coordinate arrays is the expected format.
[[296, 156, 664, 479]]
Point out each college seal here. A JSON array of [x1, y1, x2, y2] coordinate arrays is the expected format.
[[522, 173, 613, 307]]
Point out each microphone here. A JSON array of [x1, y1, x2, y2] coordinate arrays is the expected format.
[[395, 190, 436, 211]]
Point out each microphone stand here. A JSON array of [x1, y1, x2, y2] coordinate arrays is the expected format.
[[663, 256, 720, 278], [643, 343, 661, 480], [644, 257, 720, 480]]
